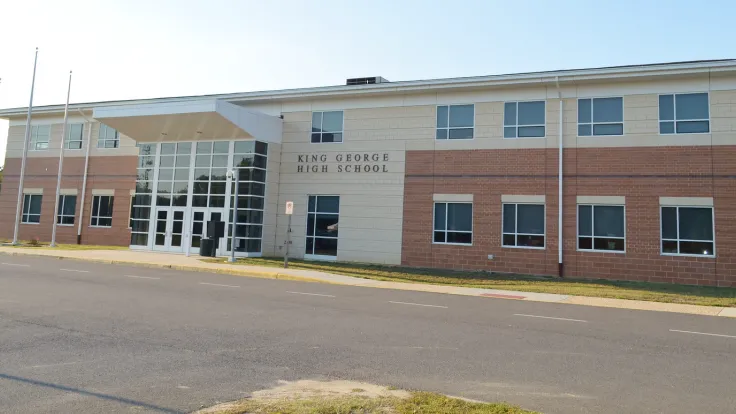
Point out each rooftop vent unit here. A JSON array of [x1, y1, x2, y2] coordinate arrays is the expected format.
[[346, 76, 389, 86]]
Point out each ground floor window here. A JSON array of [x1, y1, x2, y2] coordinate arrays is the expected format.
[[661, 206, 714, 256], [305, 195, 339, 257], [502, 203, 545, 248], [578, 204, 625, 252], [91, 195, 114, 228], [57, 195, 77, 225], [433, 202, 472, 245], [22, 194, 42, 224]]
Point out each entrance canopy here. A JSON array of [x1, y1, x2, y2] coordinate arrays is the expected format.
[[93, 99, 282, 143]]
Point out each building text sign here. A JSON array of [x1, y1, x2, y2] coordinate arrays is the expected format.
[[297, 152, 390, 173]]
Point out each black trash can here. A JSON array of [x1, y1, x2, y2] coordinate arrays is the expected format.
[[199, 238, 216, 257]]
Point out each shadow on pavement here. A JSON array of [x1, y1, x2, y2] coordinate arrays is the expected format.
[[0, 373, 183, 413]]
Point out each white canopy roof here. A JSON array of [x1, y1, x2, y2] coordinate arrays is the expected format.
[[92, 100, 282, 143]]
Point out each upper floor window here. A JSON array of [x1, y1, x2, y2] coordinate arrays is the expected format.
[[578, 97, 623, 136], [659, 93, 709, 134], [98, 124, 119, 148], [436, 104, 474, 140], [311, 111, 343, 143], [504, 101, 545, 138], [30, 125, 50, 150], [65, 123, 84, 150]]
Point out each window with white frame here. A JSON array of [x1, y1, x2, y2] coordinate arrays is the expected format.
[[21, 194, 42, 224], [57, 195, 77, 225], [305, 195, 340, 257], [436, 104, 474, 139], [311, 111, 343, 143], [504, 101, 545, 138], [65, 123, 84, 150], [433, 202, 472, 244], [661, 206, 714, 256], [30, 125, 50, 150], [97, 124, 119, 148], [502, 203, 545, 248], [578, 97, 624, 136], [578, 204, 625, 252], [659, 93, 710, 134], [90, 195, 114, 227]]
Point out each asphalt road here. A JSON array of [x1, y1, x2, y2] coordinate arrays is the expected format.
[[0, 254, 735, 414]]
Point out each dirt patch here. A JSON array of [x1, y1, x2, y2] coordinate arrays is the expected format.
[[195, 379, 535, 414], [196, 380, 408, 413]]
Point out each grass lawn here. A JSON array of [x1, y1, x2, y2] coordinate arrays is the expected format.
[[0, 239, 128, 251], [208, 257, 736, 307], [205, 391, 535, 414]]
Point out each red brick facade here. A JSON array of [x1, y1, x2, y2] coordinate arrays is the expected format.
[[0, 156, 137, 246], [401, 147, 736, 287]]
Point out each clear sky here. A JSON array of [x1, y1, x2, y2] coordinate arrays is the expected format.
[[1, 0, 734, 164]]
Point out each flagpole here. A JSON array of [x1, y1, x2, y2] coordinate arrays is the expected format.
[[12, 48, 39, 245], [50, 71, 73, 247]]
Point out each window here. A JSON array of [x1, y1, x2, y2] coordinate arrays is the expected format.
[[21, 194, 42, 224], [436, 104, 474, 139], [504, 101, 545, 138], [578, 205, 625, 252], [98, 124, 119, 148], [502, 204, 545, 248], [578, 97, 624, 136], [57, 195, 76, 225], [30, 125, 50, 150], [91, 195, 114, 227], [661, 206, 714, 256], [229, 140, 268, 254], [305, 195, 339, 257], [65, 123, 84, 150], [311, 111, 343, 143], [433, 202, 472, 244], [659, 93, 709, 134]]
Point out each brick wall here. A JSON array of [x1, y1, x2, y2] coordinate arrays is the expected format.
[[0, 156, 137, 246], [402, 147, 736, 287]]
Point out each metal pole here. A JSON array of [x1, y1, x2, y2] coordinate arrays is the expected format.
[[12, 48, 39, 245], [50, 71, 73, 247], [228, 169, 239, 262], [284, 215, 291, 269], [556, 76, 564, 278], [76, 110, 93, 244]]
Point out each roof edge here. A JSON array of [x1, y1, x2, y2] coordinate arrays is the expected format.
[[1, 59, 735, 118]]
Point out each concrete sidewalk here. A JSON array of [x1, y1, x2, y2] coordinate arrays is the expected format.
[[1, 246, 734, 318]]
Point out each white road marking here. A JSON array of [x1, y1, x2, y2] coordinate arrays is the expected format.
[[59, 269, 89, 273], [199, 282, 240, 288], [125, 275, 160, 280], [1, 263, 30, 267], [669, 329, 736, 339], [389, 301, 448, 309], [287, 291, 336, 298], [176, 385, 190, 389], [514, 313, 588, 323], [30, 361, 84, 369]]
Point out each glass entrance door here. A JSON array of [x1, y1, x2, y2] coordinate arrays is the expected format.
[[189, 208, 226, 255], [153, 207, 186, 252]]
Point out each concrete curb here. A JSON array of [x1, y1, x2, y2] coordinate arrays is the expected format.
[[2, 249, 734, 318], [0, 250, 326, 284]]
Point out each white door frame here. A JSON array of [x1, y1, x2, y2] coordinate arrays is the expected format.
[[152, 206, 187, 253]]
